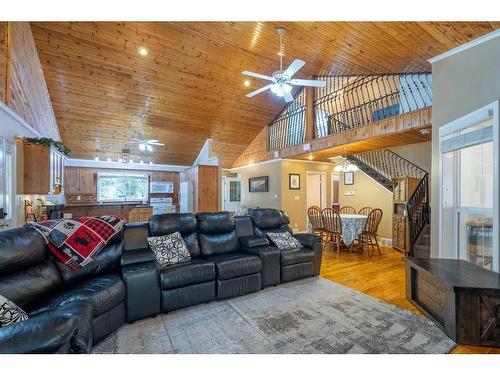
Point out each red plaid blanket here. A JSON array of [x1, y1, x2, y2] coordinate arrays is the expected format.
[[28, 215, 125, 269]]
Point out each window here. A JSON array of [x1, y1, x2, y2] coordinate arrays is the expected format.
[[439, 101, 499, 272], [97, 173, 148, 203], [229, 180, 241, 202]]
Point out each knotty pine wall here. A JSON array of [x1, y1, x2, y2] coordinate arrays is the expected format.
[[0, 22, 60, 140]]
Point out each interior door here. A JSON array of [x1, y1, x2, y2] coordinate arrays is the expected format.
[[223, 178, 241, 213], [0, 138, 15, 230]]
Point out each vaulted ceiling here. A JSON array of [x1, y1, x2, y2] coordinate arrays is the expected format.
[[31, 22, 499, 168]]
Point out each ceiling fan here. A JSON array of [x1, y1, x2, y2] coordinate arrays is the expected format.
[[131, 138, 164, 152], [242, 27, 326, 103]]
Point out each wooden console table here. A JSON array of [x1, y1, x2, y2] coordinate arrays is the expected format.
[[404, 257, 500, 347]]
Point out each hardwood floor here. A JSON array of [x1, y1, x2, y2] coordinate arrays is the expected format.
[[319, 245, 500, 354]]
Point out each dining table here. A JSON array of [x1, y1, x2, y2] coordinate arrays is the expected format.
[[339, 214, 368, 246]]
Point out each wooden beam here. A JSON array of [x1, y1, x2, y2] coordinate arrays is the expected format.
[[305, 86, 315, 142]]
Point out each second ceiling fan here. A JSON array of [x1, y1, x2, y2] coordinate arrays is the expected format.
[[242, 27, 326, 103]]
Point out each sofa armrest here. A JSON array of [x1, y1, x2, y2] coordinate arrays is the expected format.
[[0, 307, 84, 354], [292, 233, 320, 248], [121, 247, 156, 267], [239, 235, 270, 248], [241, 245, 280, 288], [293, 233, 322, 276]]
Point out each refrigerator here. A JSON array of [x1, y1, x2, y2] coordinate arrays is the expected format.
[[179, 181, 194, 213]]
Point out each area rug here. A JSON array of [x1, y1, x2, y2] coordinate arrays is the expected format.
[[92, 277, 456, 354]]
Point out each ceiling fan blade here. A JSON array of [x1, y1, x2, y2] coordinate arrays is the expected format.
[[147, 139, 159, 143], [290, 79, 326, 88], [152, 143, 164, 146], [284, 91, 294, 103], [242, 71, 273, 81], [246, 84, 273, 98], [284, 59, 305, 77]]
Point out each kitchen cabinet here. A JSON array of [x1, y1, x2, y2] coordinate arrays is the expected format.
[[64, 167, 94, 194], [23, 143, 66, 195], [128, 206, 153, 222]]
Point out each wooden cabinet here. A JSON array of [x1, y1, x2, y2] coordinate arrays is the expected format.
[[392, 214, 408, 253], [23, 143, 66, 194], [405, 258, 500, 347], [128, 206, 153, 222], [392, 177, 420, 254], [182, 165, 219, 212], [64, 167, 94, 194]]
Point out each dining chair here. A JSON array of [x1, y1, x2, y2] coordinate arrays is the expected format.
[[307, 206, 324, 238], [356, 208, 383, 256], [338, 206, 356, 215], [358, 207, 372, 216], [321, 208, 343, 253]]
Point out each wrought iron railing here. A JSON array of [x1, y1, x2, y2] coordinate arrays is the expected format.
[[408, 173, 430, 256], [350, 148, 429, 255], [350, 149, 427, 181], [314, 73, 432, 137], [267, 89, 307, 152]]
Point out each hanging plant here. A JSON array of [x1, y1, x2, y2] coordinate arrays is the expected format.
[[24, 137, 71, 156]]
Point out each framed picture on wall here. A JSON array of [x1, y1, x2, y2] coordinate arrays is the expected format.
[[344, 171, 354, 185], [289, 173, 300, 190], [249, 176, 269, 192]]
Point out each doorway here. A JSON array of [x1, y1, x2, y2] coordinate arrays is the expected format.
[[306, 171, 327, 226], [223, 177, 241, 213], [0, 137, 15, 231]]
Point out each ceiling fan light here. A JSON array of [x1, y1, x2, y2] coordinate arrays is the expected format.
[[139, 143, 146, 151], [334, 165, 344, 172], [345, 163, 358, 172], [146, 144, 153, 152], [270, 83, 292, 97]]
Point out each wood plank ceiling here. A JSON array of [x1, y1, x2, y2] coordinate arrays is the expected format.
[[30, 22, 499, 168]]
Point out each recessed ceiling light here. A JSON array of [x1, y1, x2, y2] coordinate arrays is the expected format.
[[94, 156, 99, 161], [138, 46, 148, 56], [244, 80, 251, 87], [140, 160, 144, 164]]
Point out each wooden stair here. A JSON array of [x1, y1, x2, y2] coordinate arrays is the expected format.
[[413, 224, 431, 258]]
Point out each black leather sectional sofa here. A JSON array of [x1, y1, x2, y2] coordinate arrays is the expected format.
[[0, 208, 321, 353]]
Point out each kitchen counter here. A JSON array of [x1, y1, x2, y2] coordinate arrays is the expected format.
[[65, 202, 152, 207]]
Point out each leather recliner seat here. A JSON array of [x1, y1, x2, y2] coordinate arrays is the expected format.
[[0, 227, 126, 353], [196, 212, 262, 300], [249, 209, 323, 283], [148, 213, 216, 312]]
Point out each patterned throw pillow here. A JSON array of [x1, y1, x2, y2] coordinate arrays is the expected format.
[[147, 232, 191, 269], [0, 294, 29, 327], [267, 232, 303, 250]]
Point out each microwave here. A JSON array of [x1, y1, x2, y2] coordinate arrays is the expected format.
[[150, 181, 174, 194]]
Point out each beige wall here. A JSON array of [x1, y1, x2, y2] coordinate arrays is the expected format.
[[430, 33, 500, 257], [239, 160, 282, 210], [280, 160, 333, 231], [389, 141, 431, 173], [338, 170, 393, 240]]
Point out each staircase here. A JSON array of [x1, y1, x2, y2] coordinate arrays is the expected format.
[[347, 149, 430, 257], [346, 155, 393, 191], [413, 224, 431, 258]]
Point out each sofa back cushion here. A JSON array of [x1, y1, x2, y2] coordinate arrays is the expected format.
[[249, 209, 293, 238], [196, 212, 239, 257], [149, 213, 200, 258], [0, 228, 47, 277], [0, 259, 62, 308], [55, 240, 123, 285]]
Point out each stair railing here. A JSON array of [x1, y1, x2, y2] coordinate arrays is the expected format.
[[407, 173, 430, 256], [349, 149, 427, 182]]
